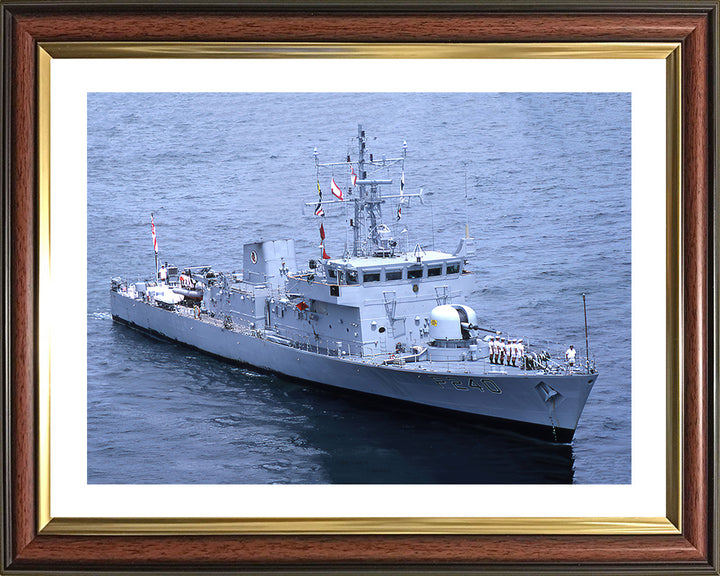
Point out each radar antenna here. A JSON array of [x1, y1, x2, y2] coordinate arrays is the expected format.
[[306, 124, 422, 258]]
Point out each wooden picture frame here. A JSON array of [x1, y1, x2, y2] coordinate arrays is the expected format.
[[2, 1, 717, 573]]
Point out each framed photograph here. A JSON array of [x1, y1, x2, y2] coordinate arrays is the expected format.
[[2, 1, 717, 574]]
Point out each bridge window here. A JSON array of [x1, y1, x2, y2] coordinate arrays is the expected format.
[[407, 267, 423, 279], [347, 270, 358, 284], [328, 269, 336, 280], [446, 262, 461, 274], [363, 271, 380, 283], [427, 266, 442, 277], [386, 269, 402, 281]]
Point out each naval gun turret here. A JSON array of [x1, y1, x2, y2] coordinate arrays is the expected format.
[[427, 304, 481, 362]]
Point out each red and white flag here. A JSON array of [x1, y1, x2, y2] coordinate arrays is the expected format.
[[350, 164, 357, 186], [330, 177, 343, 200], [151, 213, 158, 254], [322, 247, 331, 260]]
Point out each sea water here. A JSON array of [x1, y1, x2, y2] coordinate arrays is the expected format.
[[87, 92, 631, 484]]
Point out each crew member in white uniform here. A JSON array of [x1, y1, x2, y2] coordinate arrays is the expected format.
[[517, 339, 525, 368], [159, 264, 167, 284], [487, 337, 495, 364], [509, 339, 518, 366], [565, 345, 577, 371]]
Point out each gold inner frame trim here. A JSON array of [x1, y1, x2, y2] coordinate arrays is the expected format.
[[40, 41, 679, 59], [43, 516, 678, 536], [664, 45, 682, 532], [36, 42, 682, 536], [37, 46, 52, 534]]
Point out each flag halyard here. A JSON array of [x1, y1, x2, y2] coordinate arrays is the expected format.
[[320, 222, 329, 259], [330, 178, 344, 200], [151, 213, 158, 254]]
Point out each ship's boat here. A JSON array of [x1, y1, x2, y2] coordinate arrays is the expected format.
[[110, 125, 598, 443]]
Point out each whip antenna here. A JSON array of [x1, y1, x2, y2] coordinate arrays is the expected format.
[[582, 292, 590, 373], [463, 161, 470, 238]]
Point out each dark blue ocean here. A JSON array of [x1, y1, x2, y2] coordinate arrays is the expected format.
[[87, 92, 631, 484]]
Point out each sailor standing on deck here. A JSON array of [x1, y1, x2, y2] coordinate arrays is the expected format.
[[499, 338, 506, 365], [487, 337, 495, 364], [565, 345, 577, 372], [159, 264, 167, 284], [517, 339, 525, 368], [508, 338, 517, 366]]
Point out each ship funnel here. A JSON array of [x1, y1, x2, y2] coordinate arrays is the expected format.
[[243, 240, 297, 288]]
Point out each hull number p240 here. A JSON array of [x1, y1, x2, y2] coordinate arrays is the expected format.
[[432, 377, 502, 394]]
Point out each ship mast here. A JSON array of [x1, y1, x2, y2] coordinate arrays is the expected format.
[[353, 125, 363, 256], [308, 124, 421, 258], [354, 124, 393, 256]]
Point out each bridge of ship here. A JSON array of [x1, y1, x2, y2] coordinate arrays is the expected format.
[[287, 251, 466, 287]]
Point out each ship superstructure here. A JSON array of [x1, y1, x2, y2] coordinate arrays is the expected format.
[[110, 125, 598, 442]]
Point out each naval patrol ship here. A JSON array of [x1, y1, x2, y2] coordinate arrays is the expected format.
[[110, 125, 598, 443]]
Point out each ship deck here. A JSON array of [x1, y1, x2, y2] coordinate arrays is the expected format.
[[158, 299, 574, 378]]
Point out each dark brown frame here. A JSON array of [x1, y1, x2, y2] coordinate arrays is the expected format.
[[1, 1, 717, 573]]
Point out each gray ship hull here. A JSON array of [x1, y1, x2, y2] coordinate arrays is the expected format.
[[111, 292, 596, 442]]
